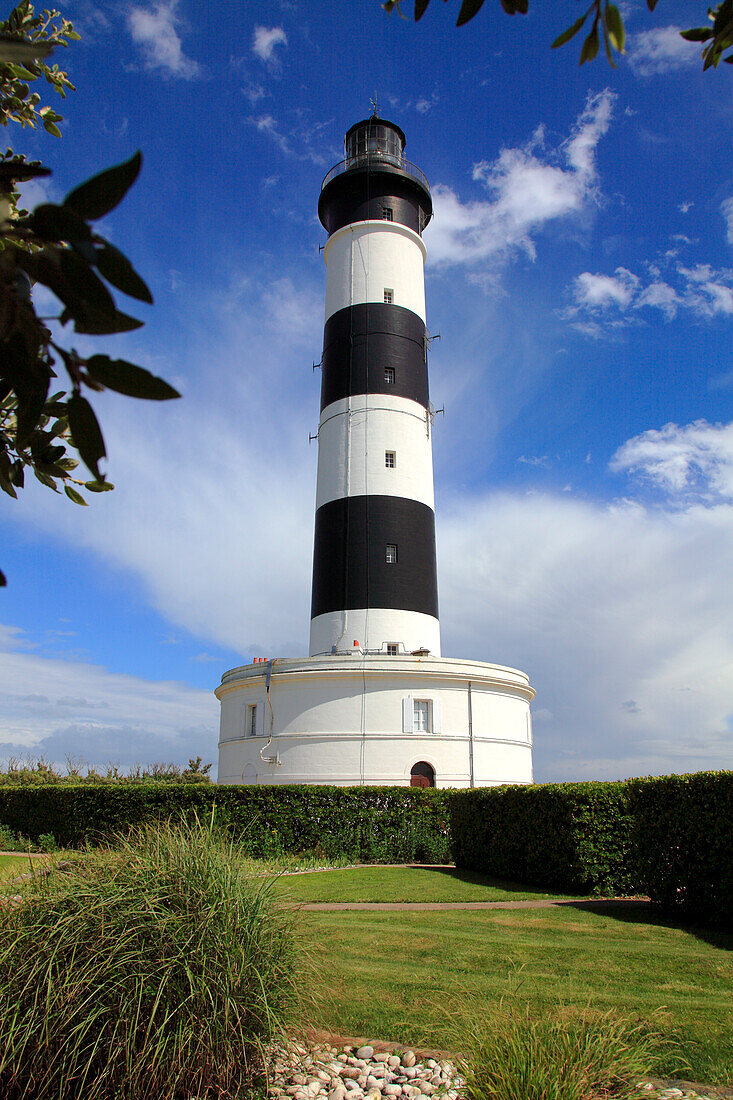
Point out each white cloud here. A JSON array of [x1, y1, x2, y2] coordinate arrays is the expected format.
[[0, 631, 217, 772], [425, 90, 614, 267], [252, 25, 287, 64], [128, 0, 199, 79], [438, 485, 733, 781], [610, 420, 733, 501], [573, 268, 639, 309], [723, 198, 733, 245], [564, 260, 733, 331], [627, 25, 699, 76]]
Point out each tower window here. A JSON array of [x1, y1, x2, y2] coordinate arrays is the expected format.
[[384, 367, 395, 385], [413, 700, 431, 733], [382, 207, 393, 221], [385, 450, 396, 468], [386, 643, 399, 656], [386, 543, 398, 564], [384, 288, 393, 304], [246, 704, 258, 737]]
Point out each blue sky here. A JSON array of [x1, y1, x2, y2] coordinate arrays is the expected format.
[[2, 0, 732, 780]]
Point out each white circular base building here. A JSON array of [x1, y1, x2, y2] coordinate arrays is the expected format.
[[216, 654, 534, 787]]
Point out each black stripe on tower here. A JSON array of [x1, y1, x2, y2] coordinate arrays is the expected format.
[[319, 170, 431, 237], [311, 496, 439, 619], [321, 304, 429, 411]]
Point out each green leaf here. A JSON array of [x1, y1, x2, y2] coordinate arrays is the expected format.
[[64, 484, 87, 505], [579, 22, 600, 62], [67, 394, 106, 481], [63, 151, 142, 222], [43, 120, 62, 138], [605, 3, 625, 52], [71, 308, 144, 335], [57, 248, 116, 316], [0, 38, 53, 63], [28, 203, 92, 242], [414, 0, 430, 18], [457, 0, 485, 24], [85, 356, 180, 401], [34, 469, 60, 491], [85, 479, 115, 493], [552, 13, 589, 48], [94, 242, 153, 304], [679, 26, 714, 41]]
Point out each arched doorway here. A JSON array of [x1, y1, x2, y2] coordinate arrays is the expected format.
[[410, 761, 435, 788]]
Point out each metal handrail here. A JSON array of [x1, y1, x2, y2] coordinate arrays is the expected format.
[[321, 154, 430, 193]]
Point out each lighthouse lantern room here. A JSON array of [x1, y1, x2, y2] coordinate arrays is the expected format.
[[216, 115, 535, 788]]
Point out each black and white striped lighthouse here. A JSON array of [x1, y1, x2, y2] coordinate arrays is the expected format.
[[309, 114, 441, 658], [216, 112, 535, 789]]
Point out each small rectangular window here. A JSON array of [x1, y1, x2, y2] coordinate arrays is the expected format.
[[384, 367, 395, 385], [384, 288, 393, 304], [385, 450, 396, 469], [386, 543, 398, 564], [413, 699, 431, 733], [246, 704, 257, 737], [386, 643, 398, 656], [382, 207, 393, 221]]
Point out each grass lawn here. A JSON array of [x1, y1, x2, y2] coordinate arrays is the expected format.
[[272, 866, 585, 904], [296, 903, 733, 1087], [0, 853, 39, 882]]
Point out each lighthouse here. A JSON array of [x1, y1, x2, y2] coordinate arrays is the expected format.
[[216, 114, 535, 789], [311, 115, 439, 660]]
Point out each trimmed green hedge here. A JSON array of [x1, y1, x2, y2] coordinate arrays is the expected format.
[[448, 781, 635, 895], [0, 784, 451, 864], [626, 771, 733, 925]]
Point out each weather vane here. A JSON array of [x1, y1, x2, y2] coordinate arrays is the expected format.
[[370, 93, 380, 117]]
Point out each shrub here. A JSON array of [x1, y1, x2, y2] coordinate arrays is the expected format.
[[0, 784, 452, 863], [457, 1002, 679, 1100], [627, 771, 733, 927], [449, 781, 634, 895], [0, 817, 297, 1100]]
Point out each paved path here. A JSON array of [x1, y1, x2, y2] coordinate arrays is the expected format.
[[298, 897, 650, 911]]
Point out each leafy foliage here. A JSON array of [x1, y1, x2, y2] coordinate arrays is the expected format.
[[0, 782, 452, 860], [384, 0, 733, 70], [0, 3, 180, 587], [0, 818, 298, 1100]]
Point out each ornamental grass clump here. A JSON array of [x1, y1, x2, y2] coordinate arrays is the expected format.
[[457, 1001, 680, 1100], [0, 817, 298, 1100]]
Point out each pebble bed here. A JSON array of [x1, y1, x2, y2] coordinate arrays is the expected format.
[[266, 1042, 729, 1100], [267, 1043, 463, 1100]]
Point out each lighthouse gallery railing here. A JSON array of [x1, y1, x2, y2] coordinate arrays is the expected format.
[[321, 155, 430, 194]]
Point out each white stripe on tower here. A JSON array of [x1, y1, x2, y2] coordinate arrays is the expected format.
[[310, 115, 440, 658]]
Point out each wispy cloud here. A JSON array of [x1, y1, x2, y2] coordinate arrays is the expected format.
[[128, 0, 199, 79], [252, 25, 288, 64], [626, 25, 699, 76], [425, 90, 614, 267], [722, 197, 733, 246], [562, 260, 733, 332], [247, 113, 334, 166], [610, 420, 733, 502]]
